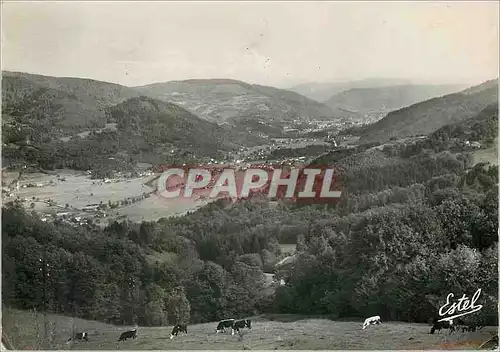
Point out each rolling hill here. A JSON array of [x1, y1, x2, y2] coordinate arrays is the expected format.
[[2, 71, 139, 131], [358, 79, 498, 144], [324, 84, 467, 114], [133, 79, 352, 130], [107, 96, 265, 157]]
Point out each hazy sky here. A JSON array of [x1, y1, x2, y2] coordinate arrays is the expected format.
[[2, 1, 498, 88]]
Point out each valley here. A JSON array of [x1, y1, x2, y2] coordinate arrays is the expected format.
[[2, 3, 499, 351], [2, 133, 343, 226], [2, 71, 498, 352]]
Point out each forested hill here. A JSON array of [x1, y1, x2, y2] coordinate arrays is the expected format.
[[357, 79, 498, 144], [107, 96, 265, 156], [2, 71, 138, 130], [2, 97, 266, 176]]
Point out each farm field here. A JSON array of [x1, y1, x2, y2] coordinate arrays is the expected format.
[[2, 170, 211, 224], [472, 138, 498, 165], [2, 309, 496, 350], [278, 244, 297, 256]]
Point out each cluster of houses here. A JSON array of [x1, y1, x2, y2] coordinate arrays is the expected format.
[[463, 140, 482, 149], [41, 213, 91, 226], [283, 119, 347, 134], [87, 169, 154, 181]]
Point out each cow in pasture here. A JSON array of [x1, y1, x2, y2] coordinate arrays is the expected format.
[[118, 328, 137, 341], [454, 318, 466, 333], [362, 315, 381, 330], [233, 319, 252, 334], [461, 323, 484, 332], [67, 332, 89, 342], [453, 318, 484, 333], [170, 324, 188, 339], [216, 319, 235, 334], [430, 318, 455, 334]]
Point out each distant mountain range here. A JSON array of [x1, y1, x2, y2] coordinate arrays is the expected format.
[[358, 79, 498, 144], [324, 84, 468, 114], [3, 70, 497, 170], [289, 78, 415, 102]]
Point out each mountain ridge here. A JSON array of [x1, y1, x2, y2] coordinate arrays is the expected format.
[[324, 84, 468, 113], [357, 79, 498, 144], [2, 71, 351, 136], [288, 78, 416, 102]]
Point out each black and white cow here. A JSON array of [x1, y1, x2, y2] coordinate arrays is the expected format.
[[461, 323, 484, 332], [67, 332, 89, 342], [118, 328, 137, 341], [216, 319, 235, 334], [233, 319, 251, 334], [430, 319, 455, 334], [170, 324, 188, 339], [362, 315, 381, 330]]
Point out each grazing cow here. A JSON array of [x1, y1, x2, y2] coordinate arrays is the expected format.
[[118, 328, 137, 341], [216, 319, 235, 334], [67, 332, 89, 342], [362, 316, 381, 330], [170, 324, 188, 339], [461, 323, 484, 333], [454, 318, 466, 333], [430, 319, 455, 334], [233, 319, 252, 334]]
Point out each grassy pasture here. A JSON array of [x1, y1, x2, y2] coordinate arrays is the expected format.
[[472, 138, 498, 166], [2, 309, 496, 350], [278, 244, 296, 256]]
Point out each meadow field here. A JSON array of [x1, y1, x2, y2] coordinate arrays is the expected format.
[[2, 309, 496, 350], [3, 170, 210, 224], [278, 244, 296, 256], [472, 138, 498, 166]]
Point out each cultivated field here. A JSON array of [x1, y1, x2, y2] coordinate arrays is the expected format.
[[2, 309, 496, 350]]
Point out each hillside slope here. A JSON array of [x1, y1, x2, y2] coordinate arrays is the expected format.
[[133, 79, 352, 130], [107, 96, 264, 156], [325, 84, 466, 113], [2, 308, 496, 350], [2, 71, 139, 131], [358, 79, 498, 144], [2, 94, 266, 172]]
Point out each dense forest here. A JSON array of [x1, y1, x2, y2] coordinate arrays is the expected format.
[[3, 104, 498, 327]]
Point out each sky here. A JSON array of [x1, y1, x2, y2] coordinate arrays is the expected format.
[[2, 1, 499, 88]]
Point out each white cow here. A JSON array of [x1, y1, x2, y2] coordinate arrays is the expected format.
[[362, 315, 381, 329]]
